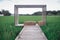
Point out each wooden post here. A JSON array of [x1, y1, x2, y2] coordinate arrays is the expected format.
[[42, 5, 46, 25], [14, 6, 19, 26]]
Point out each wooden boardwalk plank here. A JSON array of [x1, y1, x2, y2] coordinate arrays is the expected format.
[[15, 24, 47, 40]]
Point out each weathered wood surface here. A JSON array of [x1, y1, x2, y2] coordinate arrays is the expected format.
[[15, 24, 47, 40]]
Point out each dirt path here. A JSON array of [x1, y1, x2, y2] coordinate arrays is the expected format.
[[15, 24, 47, 40]]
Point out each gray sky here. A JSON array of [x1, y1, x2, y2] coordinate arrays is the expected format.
[[0, 0, 60, 14]]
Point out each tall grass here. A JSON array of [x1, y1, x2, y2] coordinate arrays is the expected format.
[[0, 16, 60, 40], [41, 16, 60, 40], [0, 16, 23, 40], [0, 23, 23, 40]]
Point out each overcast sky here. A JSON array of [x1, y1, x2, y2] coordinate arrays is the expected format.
[[0, 0, 60, 14]]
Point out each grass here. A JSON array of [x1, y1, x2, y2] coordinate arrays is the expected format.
[[0, 16, 23, 40], [41, 16, 60, 40], [19, 16, 42, 23], [0, 24, 23, 40], [0, 16, 60, 40], [41, 23, 60, 40]]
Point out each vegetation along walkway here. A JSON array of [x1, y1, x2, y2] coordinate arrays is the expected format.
[[15, 24, 47, 40]]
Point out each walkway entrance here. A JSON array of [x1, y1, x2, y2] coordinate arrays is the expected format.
[[15, 24, 47, 40], [14, 5, 46, 26]]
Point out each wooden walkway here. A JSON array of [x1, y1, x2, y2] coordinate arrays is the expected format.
[[15, 24, 47, 40]]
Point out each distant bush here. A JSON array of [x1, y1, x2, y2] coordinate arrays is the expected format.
[[0, 10, 11, 16]]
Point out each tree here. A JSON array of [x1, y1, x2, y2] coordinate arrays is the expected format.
[[52, 11, 57, 15], [2, 10, 11, 16], [0, 11, 2, 14], [32, 11, 42, 15], [57, 10, 60, 15], [46, 11, 53, 15]]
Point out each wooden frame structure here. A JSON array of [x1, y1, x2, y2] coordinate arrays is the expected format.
[[14, 5, 46, 26]]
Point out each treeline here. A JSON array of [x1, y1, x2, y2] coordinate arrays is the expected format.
[[46, 10, 60, 15], [19, 10, 60, 16], [32, 10, 60, 16], [0, 10, 11, 16], [0, 10, 60, 16]]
